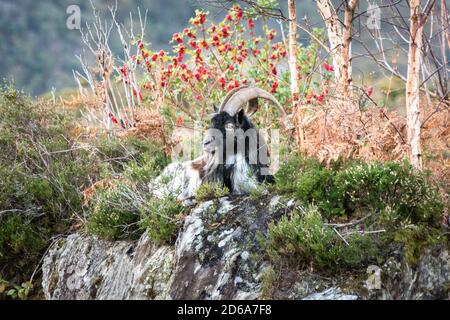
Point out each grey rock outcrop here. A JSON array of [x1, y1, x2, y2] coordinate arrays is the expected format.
[[378, 245, 450, 299], [42, 233, 174, 299], [43, 195, 291, 300], [42, 195, 450, 300]]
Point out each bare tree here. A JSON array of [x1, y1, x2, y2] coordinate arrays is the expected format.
[[73, 1, 147, 131], [201, 0, 449, 167], [316, 0, 359, 102], [405, 0, 436, 169], [287, 0, 305, 148]]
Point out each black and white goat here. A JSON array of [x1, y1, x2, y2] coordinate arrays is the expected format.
[[151, 86, 286, 201]]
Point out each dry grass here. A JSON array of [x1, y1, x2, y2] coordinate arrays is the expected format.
[[295, 95, 449, 226], [298, 96, 449, 191]]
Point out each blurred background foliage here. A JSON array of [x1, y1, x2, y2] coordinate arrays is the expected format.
[[1, 0, 397, 98]]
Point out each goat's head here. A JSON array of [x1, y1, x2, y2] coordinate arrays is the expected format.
[[202, 86, 285, 190], [205, 86, 285, 154]]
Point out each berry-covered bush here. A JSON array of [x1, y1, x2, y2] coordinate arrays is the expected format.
[[112, 5, 331, 130]]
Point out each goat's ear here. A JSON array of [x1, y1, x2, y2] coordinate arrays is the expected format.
[[248, 98, 259, 115], [213, 104, 218, 112], [237, 109, 245, 125]]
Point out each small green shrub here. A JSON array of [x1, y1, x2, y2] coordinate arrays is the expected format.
[[85, 182, 184, 244], [0, 84, 110, 288], [274, 155, 322, 193], [272, 155, 446, 270], [0, 215, 47, 266], [249, 184, 266, 201], [86, 183, 142, 240], [275, 156, 444, 224], [275, 156, 344, 215], [260, 206, 377, 271], [195, 182, 230, 201], [334, 162, 443, 224], [139, 196, 185, 245], [123, 151, 169, 187], [5, 281, 33, 300], [96, 136, 168, 176]]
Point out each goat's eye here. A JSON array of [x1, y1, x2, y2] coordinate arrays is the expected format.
[[225, 123, 235, 130]]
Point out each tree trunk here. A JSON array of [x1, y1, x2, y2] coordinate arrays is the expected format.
[[341, 0, 358, 101], [316, 0, 342, 80], [406, 0, 424, 169], [316, 0, 358, 102], [288, 0, 304, 149], [288, 0, 299, 99], [442, 0, 450, 48], [441, 0, 449, 99]]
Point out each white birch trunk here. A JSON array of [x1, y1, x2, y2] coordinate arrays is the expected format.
[[406, 0, 424, 169]]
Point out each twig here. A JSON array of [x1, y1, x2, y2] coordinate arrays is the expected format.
[[325, 212, 373, 228], [332, 227, 349, 246]]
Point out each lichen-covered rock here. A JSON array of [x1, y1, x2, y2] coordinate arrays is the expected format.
[[302, 287, 358, 300], [42, 195, 293, 300], [41, 195, 450, 300], [168, 196, 284, 299], [42, 233, 174, 299], [377, 245, 450, 300]]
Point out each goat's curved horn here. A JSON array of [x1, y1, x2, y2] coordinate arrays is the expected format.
[[219, 86, 287, 119]]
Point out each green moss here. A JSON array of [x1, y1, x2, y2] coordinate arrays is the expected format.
[[392, 225, 447, 266], [260, 266, 278, 299]]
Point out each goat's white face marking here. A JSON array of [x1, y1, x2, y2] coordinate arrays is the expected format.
[[225, 122, 235, 132]]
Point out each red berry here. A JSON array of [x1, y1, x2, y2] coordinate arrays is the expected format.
[[270, 81, 279, 93], [247, 18, 255, 29], [323, 63, 334, 72]]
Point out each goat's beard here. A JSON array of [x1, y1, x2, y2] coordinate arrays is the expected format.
[[203, 150, 225, 185], [202, 150, 260, 194]]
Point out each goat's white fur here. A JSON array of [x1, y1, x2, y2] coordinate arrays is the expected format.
[[149, 151, 257, 202], [150, 129, 262, 201], [149, 154, 213, 201], [150, 86, 279, 202], [227, 153, 258, 194]]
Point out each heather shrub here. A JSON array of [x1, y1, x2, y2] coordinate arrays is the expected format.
[[86, 183, 142, 240], [0, 84, 106, 294], [275, 155, 444, 223], [195, 182, 230, 202], [139, 196, 185, 245], [260, 206, 378, 271]]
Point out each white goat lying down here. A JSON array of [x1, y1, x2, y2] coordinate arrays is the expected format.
[[149, 86, 286, 201]]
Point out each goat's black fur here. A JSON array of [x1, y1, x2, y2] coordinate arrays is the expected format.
[[206, 109, 274, 192]]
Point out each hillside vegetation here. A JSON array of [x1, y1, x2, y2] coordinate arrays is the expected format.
[[0, 1, 448, 299]]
